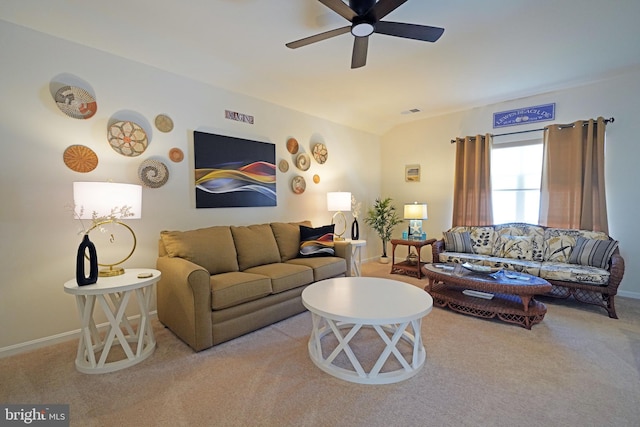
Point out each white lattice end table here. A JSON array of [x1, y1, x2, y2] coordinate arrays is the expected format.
[[64, 268, 161, 374], [301, 277, 433, 384], [346, 239, 366, 276]]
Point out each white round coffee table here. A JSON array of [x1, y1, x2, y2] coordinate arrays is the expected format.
[[301, 277, 433, 384]]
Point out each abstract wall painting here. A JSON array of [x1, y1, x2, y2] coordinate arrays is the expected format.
[[194, 131, 276, 208]]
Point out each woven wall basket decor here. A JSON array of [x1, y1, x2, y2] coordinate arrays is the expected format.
[[138, 159, 169, 188], [54, 86, 97, 120], [108, 121, 148, 157], [63, 145, 98, 173]]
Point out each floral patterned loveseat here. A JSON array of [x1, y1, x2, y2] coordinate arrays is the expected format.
[[431, 223, 625, 318]]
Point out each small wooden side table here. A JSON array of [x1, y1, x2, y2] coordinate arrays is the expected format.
[[390, 238, 437, 279]]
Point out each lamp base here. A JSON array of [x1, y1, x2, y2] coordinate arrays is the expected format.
[[331, 211, 347, 242], [406, 252, 419, 265], [99, 267, 125, 277]]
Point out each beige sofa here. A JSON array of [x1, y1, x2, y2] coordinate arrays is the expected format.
[[432, 223, 624, 318], [156, 221, 351, 351]]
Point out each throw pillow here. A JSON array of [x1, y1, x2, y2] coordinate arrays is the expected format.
[[568, 237, 618, 269], [497, 235, 534, 260], [443, 231, 473, 253], [299, 224, 335, 257]]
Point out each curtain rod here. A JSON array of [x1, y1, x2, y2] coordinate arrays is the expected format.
[[449, 117, 615, 143]]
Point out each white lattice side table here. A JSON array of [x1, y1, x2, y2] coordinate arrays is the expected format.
[[346, 239, 366, 276], [64, 268, 161, 374]]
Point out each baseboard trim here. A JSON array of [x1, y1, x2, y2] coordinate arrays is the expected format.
[[618, 290, 640, 300], [0, 311, 158, 359]]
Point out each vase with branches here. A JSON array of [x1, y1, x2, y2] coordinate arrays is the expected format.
[[364, 197, 402, 261]]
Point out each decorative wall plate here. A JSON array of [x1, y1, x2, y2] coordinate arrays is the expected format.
[[155, 114, 174, 132], [169, 147, 184, 162], [138, 159, 169, 188], [312, 143, 328, 164], [63, 144, 98, 173], [313, 174, 320, 184], [278, 159, 289, 172], [108, 121, 148, 157], [295, 153, 310, 171], [291, 176, 306, 194], [54, 86, 97, 119], [286, 137, 299, 154]]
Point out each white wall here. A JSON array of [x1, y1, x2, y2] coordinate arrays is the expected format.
[[381, 66, 640, 299], [0, 21, 382, 351], [3, 18, 638, 353]]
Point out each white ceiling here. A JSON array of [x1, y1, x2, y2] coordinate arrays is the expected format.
[[3, 0, 640, 134]]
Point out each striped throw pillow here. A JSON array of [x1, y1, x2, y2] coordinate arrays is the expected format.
[[568, 237, 618, 269], [443, 231, 474, 253]]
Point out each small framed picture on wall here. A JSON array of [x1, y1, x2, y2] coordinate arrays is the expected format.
[[405, 164, 420, 182]]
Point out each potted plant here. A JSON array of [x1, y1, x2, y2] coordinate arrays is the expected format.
[[364, 197, 402, 263]]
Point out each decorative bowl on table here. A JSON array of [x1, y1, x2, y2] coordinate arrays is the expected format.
[[461, 262, 502, 274]]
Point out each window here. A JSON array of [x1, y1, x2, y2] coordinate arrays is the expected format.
[[491, 140, 543, 224]]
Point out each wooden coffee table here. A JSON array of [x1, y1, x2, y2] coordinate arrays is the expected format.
[[422, 263, 552, 329]]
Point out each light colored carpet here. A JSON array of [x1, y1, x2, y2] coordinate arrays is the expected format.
[[1, 262, 639, 426]]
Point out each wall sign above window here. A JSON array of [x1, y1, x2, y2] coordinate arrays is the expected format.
[[493, 103, 555, 128]]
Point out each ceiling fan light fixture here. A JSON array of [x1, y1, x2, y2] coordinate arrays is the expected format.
[[351, 22, 374, 37], [286, 0, 444, 68]]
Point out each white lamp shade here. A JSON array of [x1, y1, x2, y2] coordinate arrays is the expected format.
[[74, 182, 142, 219], [404, 203, 428, 220], [327, 192, 352, 212]]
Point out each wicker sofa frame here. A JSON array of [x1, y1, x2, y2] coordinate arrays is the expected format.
[[431, 224, 625, 319]]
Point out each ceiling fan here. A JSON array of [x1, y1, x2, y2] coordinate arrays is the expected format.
[[286, 0, 444, 69]]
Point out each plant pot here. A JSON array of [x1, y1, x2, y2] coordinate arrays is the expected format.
[[379, 256, 390, 264]]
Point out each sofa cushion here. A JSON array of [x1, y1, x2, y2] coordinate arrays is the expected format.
[[497, 235, 534, 260], [465, 226, 497, 256], [538, 262, 610, 286], [231, 224, 281, 271], [568, 237, 619, 269], [438, 251, 491, 265], [484, 257, 542, 277], [287, 257, 347, 281], [244, 263, 314, 294], [494, 223, 545, 261], [543, 228, 610, 262], [160, 226, 239, 274], [270, 221, 312, 262], [443, 231, 473, 253], [299, 224, 335, 257], [210, 272, 272, 310]]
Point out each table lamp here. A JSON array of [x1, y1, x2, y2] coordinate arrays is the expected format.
[[74, 182, 142, 276], [404, 202, 428, 240], [327, 191, 351, 241]]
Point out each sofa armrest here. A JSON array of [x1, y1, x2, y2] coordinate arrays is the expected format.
[[607, 249, 625, 296], [334, 240, 353, 276], [432, 239, 445, 263], [156, 256, 213, 351]]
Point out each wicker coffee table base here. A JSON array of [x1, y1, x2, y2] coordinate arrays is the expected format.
[[429, 283, 547, 329]]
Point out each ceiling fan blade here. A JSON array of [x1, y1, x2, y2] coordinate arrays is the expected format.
[[369, 0, 408, 20], [351, 36, 369, 69], [319, 0, 357, 22], [375, 21, 444, 42], [286, 26, 351, 49]]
